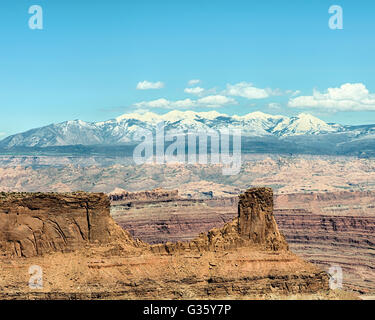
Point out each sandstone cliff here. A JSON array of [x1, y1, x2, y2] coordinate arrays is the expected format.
[[0, 192, 139, 258], [112, 189, 375, 294], [151, 188, 288, 254], [238, 188, 287, 250], [0, 188, 330, 300]]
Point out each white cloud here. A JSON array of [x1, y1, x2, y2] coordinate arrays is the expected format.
[[286, 90, 301, 96], [134, 98, 172, 108], [188, 79, 201, 86], [0, 132, 6, 138], [225, 82, 276, 99], [288, 83, 375, 111], [173, 98, 196, 109], [197, 95, 236, 107], [133, 95, 236, 109], [136, 81, 165, 90], [184, 87, 205, 95], [268, 102, 282, 110]]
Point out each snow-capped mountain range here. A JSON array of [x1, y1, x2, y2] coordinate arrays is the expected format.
[[0, 110, 374, 148]]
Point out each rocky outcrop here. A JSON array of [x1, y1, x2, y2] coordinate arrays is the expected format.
[[114, 188, 287, 252], [111, 190, 375, 294], [238, 188, 288, 250], [0, 188, 330, 299], [151, 188, 289, 253], [0, 192, 139, 258]]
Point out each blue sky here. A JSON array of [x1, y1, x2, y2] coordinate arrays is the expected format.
[[1, 0, 375, 137]]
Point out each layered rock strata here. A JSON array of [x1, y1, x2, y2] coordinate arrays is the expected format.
[[0, 192, 139, 258], [150, 188, 288, 254], [0, 188, 329, 299], [111, 190, 375, 293]]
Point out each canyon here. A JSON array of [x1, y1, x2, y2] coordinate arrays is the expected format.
[[0, 155, 373, 298], [111, 189, 375, 294], [0, 188, 335, 300]]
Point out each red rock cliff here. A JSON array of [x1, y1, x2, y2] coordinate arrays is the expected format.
[[238, 188, 288, 250], [0, 192, 136, 258], [151, 187, 289, 253]]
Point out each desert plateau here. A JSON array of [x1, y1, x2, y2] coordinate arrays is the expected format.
[[0, 187, 349, 300], [0, 155, 373, 299]]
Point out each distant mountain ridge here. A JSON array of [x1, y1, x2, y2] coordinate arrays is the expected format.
[[0, 111, 374, 156]]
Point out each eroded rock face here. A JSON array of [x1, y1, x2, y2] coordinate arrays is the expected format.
[[0, 192, 136, 258], [0, 188, 330, 299], [112, 189, 375, 293], [151, 188, 289, 253], [238, 188, 288, 251]]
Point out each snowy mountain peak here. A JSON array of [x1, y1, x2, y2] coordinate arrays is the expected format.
[[233, 111, 286, 121], [116, 110, 226, 123], [296, 113, 324, 122], [0, 111, 344, 148], [272, 113, 336, 136]]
